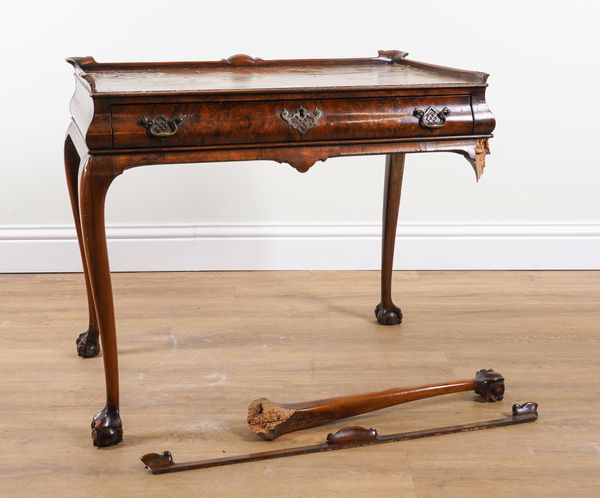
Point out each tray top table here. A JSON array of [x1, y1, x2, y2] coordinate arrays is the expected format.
[[64, 50, 495, 447]]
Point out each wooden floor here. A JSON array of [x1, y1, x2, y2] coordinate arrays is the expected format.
[[1, 271, 599, 497]]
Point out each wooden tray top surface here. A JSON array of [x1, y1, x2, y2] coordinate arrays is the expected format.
[[67, 51, 488, 96]]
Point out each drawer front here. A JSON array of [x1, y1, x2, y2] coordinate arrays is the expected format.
[[111, 96, 473, 149]]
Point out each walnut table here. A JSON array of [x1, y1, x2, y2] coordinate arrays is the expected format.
[[64, 51, 495, 447]]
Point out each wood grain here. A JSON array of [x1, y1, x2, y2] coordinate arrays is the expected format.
[[64, 52, 496, 448], [1, 270, 599, 497], [66, 53, 487, 96], [247, 369, 503, 439], [110, 95, 474, 149]]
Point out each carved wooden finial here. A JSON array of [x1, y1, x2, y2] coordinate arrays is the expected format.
[[377, 50, 409, 63], [222, 54, 262, 66], [512, 402, 539, 417], [141, 451, 175, 470], [327, 427, 379, 446], [65, 56, 97, 68]]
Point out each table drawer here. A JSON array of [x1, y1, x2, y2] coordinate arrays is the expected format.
[[111, 96, 473, 149]]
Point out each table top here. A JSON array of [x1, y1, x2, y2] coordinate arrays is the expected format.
[[67, 51, 488, 97]]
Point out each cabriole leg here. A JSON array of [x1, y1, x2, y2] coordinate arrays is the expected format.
[[79, 155, 122, 447], [64, 134, 101, 358], [375, 153, 405, 325]]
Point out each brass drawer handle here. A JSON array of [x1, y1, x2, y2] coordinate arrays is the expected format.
[[281, 107, 323, 135], [413, 106, 451, 129], [139, 116, 183, 137]]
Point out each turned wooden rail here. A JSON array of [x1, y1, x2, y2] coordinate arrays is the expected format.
[[143, 402, 537, 475]]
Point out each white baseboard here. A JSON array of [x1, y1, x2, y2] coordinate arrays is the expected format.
[[1, 223, 599, 272]]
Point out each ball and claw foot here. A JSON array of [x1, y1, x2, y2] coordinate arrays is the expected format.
[[474, 369, 505, 402], [91, 406, 123, 447], [375, 303, 403, 325], [76, 329, 100, 358]]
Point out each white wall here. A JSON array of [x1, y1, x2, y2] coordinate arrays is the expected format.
[[1, 1, 599, 271]]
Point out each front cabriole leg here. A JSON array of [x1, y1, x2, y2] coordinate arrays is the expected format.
[[79, 154, 123, 447], [375, 153, 405, 325]]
